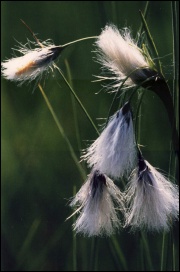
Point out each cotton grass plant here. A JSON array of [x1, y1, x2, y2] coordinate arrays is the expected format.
[[1, 2, 179, 271], [68, 169, 124, 237]]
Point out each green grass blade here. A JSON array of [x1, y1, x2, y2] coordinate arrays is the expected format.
[[65, 59, 82, 152], [72, 186, 77, 271], [171, 1, 179, 134], [141, 232, 154, 271], [139, 10, 163, 75], [138, 1, 149, 38], [38, 84, 86, 180], [54, 65, 99, 136], [160, 231, 167, 271], [111, 236, 128, 271]]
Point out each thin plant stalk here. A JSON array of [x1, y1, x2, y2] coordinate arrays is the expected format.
[[17, 219, 41, 268], [172, 230, 176, 271], [171, 3, 179, 270], [72, 186, 77, 272], [160, 231, 167, 271], [21, 19, 97, 49], [141, 233, 154, 271], [135, 90, 153, 272], [21, 19, 98, 135], [38, 83, 86, 180], [171, 1, 179, 179], [134, 90, 145, 144], [139, 10, 163, 75], [111, 1, 118, 25], [111, 236, 128, 271], [90, 237, 99, 271], [54, 64, 99, 136], [65, 59, 82, 152], [138, 1, 149, 40], [62, 36, 98, 48]]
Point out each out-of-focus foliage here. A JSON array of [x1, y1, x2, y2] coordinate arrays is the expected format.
[[1, 1, 179, 271]]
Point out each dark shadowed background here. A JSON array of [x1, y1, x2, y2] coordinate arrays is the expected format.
[[1, 1, 179, 271]]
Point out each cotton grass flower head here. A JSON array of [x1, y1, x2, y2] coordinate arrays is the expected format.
[[124, 153, 179, 231], [1, 40, 63, 85], [95, 24, 159, 92], [69, 169, 124, 237], [82, 102, 137, 179]]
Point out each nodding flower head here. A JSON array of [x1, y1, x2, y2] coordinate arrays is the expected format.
[[1, 40, 63, 85], [68, 169, 124, 237], [82, 102, 137, 179], [124, 153, 179, 231], [95, 24, 159, 92]]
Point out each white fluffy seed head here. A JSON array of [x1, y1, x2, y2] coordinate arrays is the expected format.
[[1, 40, 62, 85], [95, 24, 155, 92], [69, 169, 124, 237], [125, 159, 179, 231], [82, 102, 137, 179]]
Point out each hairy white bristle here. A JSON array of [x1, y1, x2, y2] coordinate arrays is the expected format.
[[95, 24, 152, 92], [69, 169, 124, 237], [124, 160, 179, 231], [82, 103, 137, 179], [1, 41, 61, 85]]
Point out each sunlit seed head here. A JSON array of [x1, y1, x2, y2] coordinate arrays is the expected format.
[[1, 41, 62, 85], [95, 24, 158, 92]]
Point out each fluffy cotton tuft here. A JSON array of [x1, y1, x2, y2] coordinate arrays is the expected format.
[[95, 24, 156, 92], [82, 102, 137, 179], [1, 41, 62, 84], [124, 157, 179, 231], [69, 169, 124, 237]]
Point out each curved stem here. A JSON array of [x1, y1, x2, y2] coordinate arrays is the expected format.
[[143, 78, 179, 159], [61, 36, 98, 48]]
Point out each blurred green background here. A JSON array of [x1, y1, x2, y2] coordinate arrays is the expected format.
[[1, 1, 179, 271]]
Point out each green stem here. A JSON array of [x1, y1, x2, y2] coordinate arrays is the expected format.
[[160, 231, 167, 271], [171, 1, 179, 179], [72, 186, 77, 271], [90, 237, 99, 271], [141, 232, 154, 271], [138, 1, 149, 39], [65, 59, 82, 152], [139, 10, 163, 75], [54, 65, 99, 135], [134, 90, 145, 145], [111, 236, 128, 271], [172, 230, 176, 271], [38, 84, 86, 180]]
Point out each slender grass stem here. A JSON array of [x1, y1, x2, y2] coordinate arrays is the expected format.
[[61, 36, 98, 48], [138, 1, 149, 39], [172, 230, 176, 271], [38, 83, 86, 180], [54, 65, 99, 135], [139, 10, 163, 75], [141, 233, 154, 271], [65, 59, 82, 152], [72, 186, 77, 271], [160, 231, 167, 271], [17, 219, 40, 268], [171, 4, 179, 270], [134, 90, 145, 145], [111, 1, 118, 24], [90, 237, 99, 271], [171, 0, 179, 182], [111, 236, 128, 271]]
